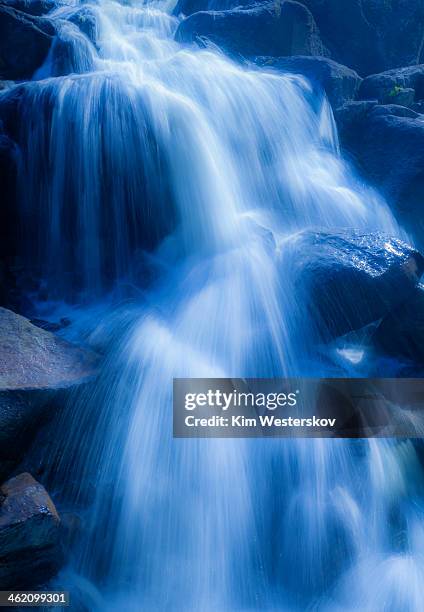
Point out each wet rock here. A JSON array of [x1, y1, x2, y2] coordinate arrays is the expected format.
[[373, 285, 424, 365], [370, 104, 419, 119], [175, 1, 325, 59], [382, 86, 415, 107], [0, 0, 55, 17], [68, 6, 98, 43], [174, 0, 255, 16], [0, 307, 99, 391], [282, 229, 424, 339], [0, 309, 99, 480], [334, 100, 377, 131], [359, 65, 424, 102], [0, 6, 55, 79], [30, 317, 71, 333], [259, 55, 361, 108], [412, 101, 424, 114], [336, 106, 424, 245], [0, 473, 62, 588], [302, 0, 424, 76]]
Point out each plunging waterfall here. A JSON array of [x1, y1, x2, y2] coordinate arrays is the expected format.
[[9, 1, 424, 610]]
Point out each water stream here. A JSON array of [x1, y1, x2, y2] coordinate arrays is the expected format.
[[11, 1, 424, 610]]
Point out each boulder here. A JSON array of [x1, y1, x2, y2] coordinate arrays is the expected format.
[[0, 390, 55, 482], [412, 101, 424, 114], [334, 100, 378, 132], [281, 229, 424, 339], [0, 307, 99, 391], [0, 0, 55, 17], [175, 1, 325, 59], [0, 308, 99, 480], [336, 105, 424, 246], [369, 104, 419, 119], [373, 285, 424, 365], [174, 0, 256, 16], [382, 86, 415, 107], [359, 65, 424, 103], [302, 0, 424, 76], [0, 473, 62, 588], [258, 55, 361, 108], [0, 6, 55, 80]]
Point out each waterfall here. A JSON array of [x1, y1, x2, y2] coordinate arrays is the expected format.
[[9, 0, 424, 610]]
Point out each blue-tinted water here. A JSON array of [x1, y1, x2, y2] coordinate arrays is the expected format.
[[9, 1, 424, 610]]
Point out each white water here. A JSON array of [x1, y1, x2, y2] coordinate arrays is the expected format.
[[12, 1, 424, 610]]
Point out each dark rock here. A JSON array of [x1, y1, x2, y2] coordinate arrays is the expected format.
[[382, 86, 415, 107], [30, 317, 71, 333], [0, 6, 55, 79], [0, 309, 99, 480], [337, 106, 424, 245], [0, 473, 62, 588], [0, 391, 49, 482], [282, 229, 424, 339], [0, 132, 18, 266], [373, 285, 424, 365], [412, 101, 424, 114], [370, 104, 419, 119], [175, 1, 325, 59], [302, 0, 424, 76], [0, 307, 99, 391], [334, 100, 378, 132], [174, 0, 256, 16], [259, 55, 361, 108], [360, 65, 424, 103], [0, 0, 55, 17], [0, 82, 24, 140]]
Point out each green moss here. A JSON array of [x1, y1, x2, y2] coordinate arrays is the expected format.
[[388, 85, 402, 97]]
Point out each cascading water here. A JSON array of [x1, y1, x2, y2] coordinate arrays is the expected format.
[[7, 0, 424, 610]]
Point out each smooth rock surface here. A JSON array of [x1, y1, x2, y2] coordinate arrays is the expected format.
[[0, 0, 55, 17], [302, 0, 424, 76], [174, 0, 255, 16], [336, 106, 424, 245], [259, 55, 361, 108], [282, 229, 424, 339], [374, 285, 424, 365], [360, 65, 424, 102], [0, 473, 62, 588], [175, 1, 325, 59], [0, 307, 99, 390], [0, 6, 55, 79]]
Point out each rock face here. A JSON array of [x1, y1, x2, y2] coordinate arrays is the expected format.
[[0, 473, 62, 588], [360, 65, 424, 103], [0, 0, 55, 17], [302, 0, 424, 76], [336, 105, 424, 244], [282, 229, 424, 339], [174, 0, 255, 16], [259, 55, 361, 108], [0, 6, 55, 79], [0, 307, 99, 390], [0, 309, 99, 481], [175, 1, 325, 59], [374, 285, 424, 365]]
